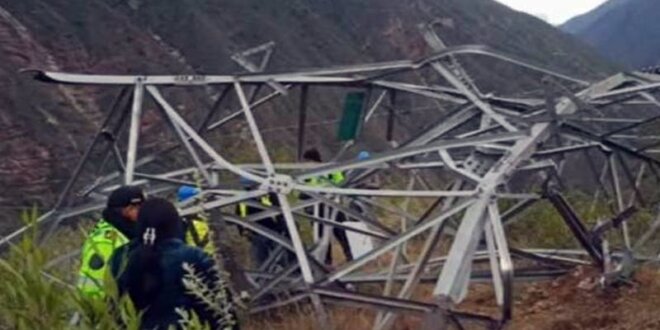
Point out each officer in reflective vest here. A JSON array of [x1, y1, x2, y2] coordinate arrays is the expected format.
[[302, 148, 352, 265], [302, 148, 346, 187], [177, 185, 216, 255], [236, 178, 288, 267], [238, 195, 274, 219], [77, 186, 145, 298]]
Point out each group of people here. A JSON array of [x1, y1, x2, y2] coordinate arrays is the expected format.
[[75, 148, 371, 328], [231, 148, 367, 270], [77, 185, 235, 329]]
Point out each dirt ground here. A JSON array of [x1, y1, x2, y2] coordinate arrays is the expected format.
[[245, 266, 660, 330], [509, 266, 660, 330]]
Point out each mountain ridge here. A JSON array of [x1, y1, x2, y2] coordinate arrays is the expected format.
[[0, 0, 614, 229], [561, 0, 660, 68]]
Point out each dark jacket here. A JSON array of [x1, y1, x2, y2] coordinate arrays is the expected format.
[[110, 239, 235, 329], [235, 192, 287, 235]]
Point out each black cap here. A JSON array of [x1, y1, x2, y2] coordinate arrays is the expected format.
[[107, 186, 145, 208]]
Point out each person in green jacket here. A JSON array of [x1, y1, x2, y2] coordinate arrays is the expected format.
[[77, 186, 145, 298]]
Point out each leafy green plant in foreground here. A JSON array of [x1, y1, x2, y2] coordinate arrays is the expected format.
[[0, 208, 79, 329], [0, 209, 218, 330]]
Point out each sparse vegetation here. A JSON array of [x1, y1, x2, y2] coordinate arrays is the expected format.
[[0, 210, 234, 330], [2, 189, 658, 330], [0, 209, 136, 329]]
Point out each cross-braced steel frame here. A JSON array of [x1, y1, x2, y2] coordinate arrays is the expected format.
[[8, 27, 660, 329]]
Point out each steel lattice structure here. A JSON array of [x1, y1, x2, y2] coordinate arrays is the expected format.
[[7, 27, 660, 329]]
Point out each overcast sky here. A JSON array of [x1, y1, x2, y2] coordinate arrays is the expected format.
[[495, 0, 609, 25]]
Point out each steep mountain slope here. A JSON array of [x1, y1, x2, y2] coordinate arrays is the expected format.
[[561, 0, 631, 34], [0, 0, 613, 228], [561, 0, 660, 68]]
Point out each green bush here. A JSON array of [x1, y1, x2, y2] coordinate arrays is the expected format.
[[0, 209, 228, 330], [0, 209, 140, 329], [506, 191, 651, 250]]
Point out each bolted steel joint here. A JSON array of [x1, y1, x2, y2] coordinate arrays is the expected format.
[[261, 174, 294, 194]]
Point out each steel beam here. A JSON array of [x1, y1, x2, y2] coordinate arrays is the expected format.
[[124, 81, 145, 184]]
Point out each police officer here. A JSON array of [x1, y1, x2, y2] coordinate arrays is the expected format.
[[235, 178, 287, 268], [77, 186, 145, 298], [177, 185, 216, 255], [302, 148, 352, 265]]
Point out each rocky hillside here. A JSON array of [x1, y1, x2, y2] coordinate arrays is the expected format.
[[0, 0, 613, 228], [562, 0, 660, 68]]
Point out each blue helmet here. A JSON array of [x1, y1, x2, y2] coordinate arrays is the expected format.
[[177, 185, 200, 202], [358, 151, 371, 161]]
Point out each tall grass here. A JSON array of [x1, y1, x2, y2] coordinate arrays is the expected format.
[[0, 209, 142, 329], [0, 209, 231, 330]]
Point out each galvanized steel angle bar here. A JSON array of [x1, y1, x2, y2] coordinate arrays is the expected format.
[[347, 105, 480, 185], [430, 62, 516, 132], [433, 197, 490, 301], [62, 91, 130, 204], [206, 84, 292, 131], [292, 191, 396, 237], [353, 196, 419, 224], [146, 85, 265, 184], [614, 152, 646, 207], [41, 88, 132, 241], [277, 195, 332, 328], [314, 287, 433, 314], [294, 185, 476, 198], [376, 179, 468, 330], [294, 131, 528, 182], [125, 80, 145, 184], [546, 191, 604, 266], [154, 94, 213, 184], [487, 202, 513, 321], [233, 81, 276, 176], [248, 293, 310, 314], [322, 198, 474, 284], [508, 249, 577, 269], [376, 176, 416, 327], [365, 90, 389, 123], [292, 210, 389, 240], [608, 154, 632, 249], [484, 220, 504, 306], [238, 198, 389, 240], [250, 263, 300, 303], [430, 80, 607, 305], [196, 84, 233, 134], [33, 47, 588, 86], [439, 150, 483, 184]]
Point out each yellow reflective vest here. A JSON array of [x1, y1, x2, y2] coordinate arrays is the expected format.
[[185, 218, 215, 255], [78, 218, 215, 298], [305, 171, 345, 187], [77, 220, 128, 298], [238, 196, 273, 218]]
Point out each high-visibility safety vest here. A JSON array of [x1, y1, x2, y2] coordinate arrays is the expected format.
[[185, 219, 215, 255], [238, 196, 273, 218], [77, 220, 129, 298], [78, 217, 216, 298], [305, 171, 345, 187], [329, 172, 345, 185]]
